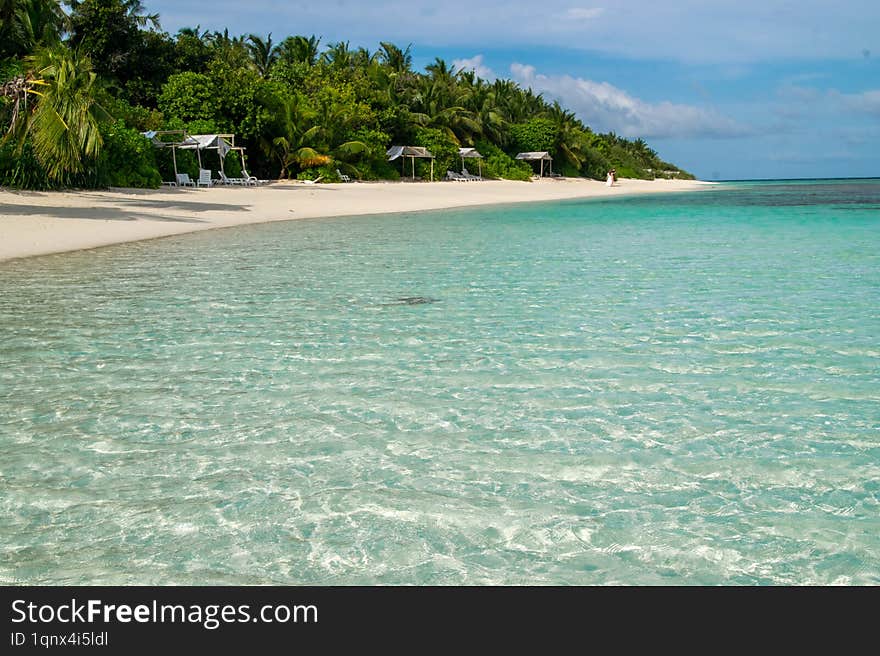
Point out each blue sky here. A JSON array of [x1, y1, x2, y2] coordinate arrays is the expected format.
[[148, 0, 879, 180]]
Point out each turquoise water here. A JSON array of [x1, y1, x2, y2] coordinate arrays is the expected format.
[[1, 179, 878, 585]]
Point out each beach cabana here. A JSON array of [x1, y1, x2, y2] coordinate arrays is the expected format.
[[515, 151, 553, 177], [179, 134, 235, 177], [143, 131, 252, 185], [458, 147, 483, 179], [387, 145, 434, 181]]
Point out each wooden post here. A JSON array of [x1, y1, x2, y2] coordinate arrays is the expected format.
[[430, 158, 434, 182], [171, 146, 178, 179], [540, 158, 544, 177]]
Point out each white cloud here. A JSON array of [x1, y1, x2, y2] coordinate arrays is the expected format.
[[510, 63, 750, 139], [776, 85, 880, 118], [564, 7, 604, 20], [452, 54, 496, 80], [840, 90, 880, 116]]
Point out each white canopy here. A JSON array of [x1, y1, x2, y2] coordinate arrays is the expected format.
[[387, 145, 434, 160], [179, 134, 231, 159]]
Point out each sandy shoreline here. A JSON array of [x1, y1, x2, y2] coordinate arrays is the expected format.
[[0, 177, 711, 262]]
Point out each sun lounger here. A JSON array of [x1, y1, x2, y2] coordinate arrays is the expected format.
[[446, 170, 467, 182], [336, 169, 352, 182], [198, 169, 213, 187], [240, 169, 260, 186], [462, 167, 482, 181], [219, 171, 244, 185], [176, 173, 196, 187]]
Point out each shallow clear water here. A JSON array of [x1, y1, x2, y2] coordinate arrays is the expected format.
[[1, 180, 879, 585]]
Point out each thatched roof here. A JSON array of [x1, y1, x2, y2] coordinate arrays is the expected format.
[[515, 151, 552, 161], [387, 145, 434, 160]]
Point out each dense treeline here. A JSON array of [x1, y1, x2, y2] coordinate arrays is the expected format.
[[0, 0, 693, 189]]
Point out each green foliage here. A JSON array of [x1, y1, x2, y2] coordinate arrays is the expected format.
[[338, 127, 390, 179], [0, 139, 57, 188], [67, 0, 161, 83], [173, 27, 212, 74], [277, 35, 321, 67], [121, 29, 176, 107], [268, 61, 310, 89], [413, 126, 456, 180], [154, 146, 198, 181], [475, 140, 531, 181], [296, 163, 336, 181], [509, 118, 558, 153], [96, 119, 161, 187], [158, 71, 217, 124], [0, 0, 64, 60], [17, 49, 108, 181], [100, 93, 163, 131]]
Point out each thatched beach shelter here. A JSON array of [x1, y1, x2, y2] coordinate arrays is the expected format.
[[458, 147, 483, 178], [179, 134, 241, 176], [387, 145, 434, 181], [143, 131, 250, 182], [515, 151, 553, 177]]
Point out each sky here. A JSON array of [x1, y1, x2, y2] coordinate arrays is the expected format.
[[147, 0, 879, 180]]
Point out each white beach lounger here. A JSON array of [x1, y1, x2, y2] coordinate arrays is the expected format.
[[446, 170, 467, 182], [336, 169, 352, 182], [462, 167, 482, 181], [198, 169, 213, 187], [176, 173, 196, 187], [219, 171, 244, 185], [240, 169, 259, 186]]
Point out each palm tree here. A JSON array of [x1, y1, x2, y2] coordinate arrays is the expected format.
[[407, 61, 481, 145], [247, 33, 277, 77], [322, 41, 352, 71], [0, 0, 65, 59], [66, 0, 159, 30], [462, 77, 505, 145], [206, 29, 250, 68], [377, 42, 412, 74], [1, 71, 46, 141], [277, 35, 321, 67], [260, 96, 323, 178], [545, 101, 587, 170], [3, 49, 108, 181]]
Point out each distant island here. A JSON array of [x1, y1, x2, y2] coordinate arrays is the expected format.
[[0, 0, 693, 189]]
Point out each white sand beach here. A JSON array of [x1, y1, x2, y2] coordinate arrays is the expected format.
[[0, 177, 710, 262]]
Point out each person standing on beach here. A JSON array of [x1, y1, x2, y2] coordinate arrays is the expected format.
[[606, 170, 614, 186]]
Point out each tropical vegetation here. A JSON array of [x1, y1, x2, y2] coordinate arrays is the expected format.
[[0, 0, 693, 189]]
